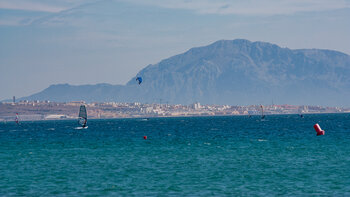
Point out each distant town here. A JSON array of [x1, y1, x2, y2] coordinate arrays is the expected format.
[[1, 99, 349, 122]]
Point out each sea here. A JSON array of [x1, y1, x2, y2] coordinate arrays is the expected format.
[[1, 114, 350, 196]]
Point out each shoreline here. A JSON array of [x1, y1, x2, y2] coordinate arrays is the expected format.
[[2, 112, 349, 123]]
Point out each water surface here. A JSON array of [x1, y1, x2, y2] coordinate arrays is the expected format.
[[1, 114, 350, 196]]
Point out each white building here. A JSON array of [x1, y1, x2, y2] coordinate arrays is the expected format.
[[192, 102, 201, 110]]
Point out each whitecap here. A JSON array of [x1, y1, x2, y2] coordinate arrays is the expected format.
[[74, 126, 88, 130]]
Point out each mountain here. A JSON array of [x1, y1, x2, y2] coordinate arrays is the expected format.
[[17, 39, 350, 106], [22, 83, 124, 102]]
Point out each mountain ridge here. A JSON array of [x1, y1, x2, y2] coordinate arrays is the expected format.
[[13, 39, 350, 106]]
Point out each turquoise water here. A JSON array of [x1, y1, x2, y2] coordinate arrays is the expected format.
[[1, 114, 350, 196]]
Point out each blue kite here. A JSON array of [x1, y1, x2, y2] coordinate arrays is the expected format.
[[136, 77, 142, 85]]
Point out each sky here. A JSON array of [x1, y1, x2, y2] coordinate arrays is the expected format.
[[1, 0, 350, 100]]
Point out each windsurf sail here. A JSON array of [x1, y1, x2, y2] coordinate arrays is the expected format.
[[15, 113, 20, 125], [260, 105, 265, 120], [78, 105, 87, 127]]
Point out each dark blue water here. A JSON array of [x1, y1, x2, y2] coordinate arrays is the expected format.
[[1, 114, 350, 196]]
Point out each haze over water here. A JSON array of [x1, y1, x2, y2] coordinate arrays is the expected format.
[[1, 114, 350, 196]]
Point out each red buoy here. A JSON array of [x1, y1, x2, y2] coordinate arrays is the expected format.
[[143, 136, 147, 140], [313, 123, 325, 136]]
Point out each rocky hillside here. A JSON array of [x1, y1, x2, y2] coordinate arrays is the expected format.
[[19, 39, 350, 106]]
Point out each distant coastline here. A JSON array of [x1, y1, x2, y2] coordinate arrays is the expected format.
[[1, 100, 349, 122], [2, 113, 350, 123]]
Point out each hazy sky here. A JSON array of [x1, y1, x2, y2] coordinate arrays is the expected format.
[[1, 0, 350, 100]]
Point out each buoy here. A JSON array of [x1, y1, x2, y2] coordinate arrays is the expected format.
[[143, 136, 147, 140], [313, 123, 325, 136]]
